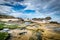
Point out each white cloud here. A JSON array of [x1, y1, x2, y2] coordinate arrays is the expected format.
[[0, 5, 13, 14], [43, 0, 55, 9], [9, 12, 23, 17], [24, 3, 35, 10], [0, 0, 5, 4]]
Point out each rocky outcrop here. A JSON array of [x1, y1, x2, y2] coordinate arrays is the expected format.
[[41, 24, 60, 40]]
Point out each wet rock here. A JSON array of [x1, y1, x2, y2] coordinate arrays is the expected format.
[[35, 32, 42, 40], [29, 31, 42, 40]]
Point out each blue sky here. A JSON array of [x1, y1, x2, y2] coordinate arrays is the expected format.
[[0, 0, 60, 23]]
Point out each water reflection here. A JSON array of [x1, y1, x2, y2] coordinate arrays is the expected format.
[[24, 22, 31, 25]]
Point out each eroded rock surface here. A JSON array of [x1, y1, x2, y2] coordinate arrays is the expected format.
[[8, 23, 60, 40]]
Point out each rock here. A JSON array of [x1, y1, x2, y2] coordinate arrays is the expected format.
[[19, 32, 27, 35]]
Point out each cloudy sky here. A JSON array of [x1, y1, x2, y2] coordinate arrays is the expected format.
[[0, 0, 60, 22]]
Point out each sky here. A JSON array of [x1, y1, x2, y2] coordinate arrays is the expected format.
[[0, 0, 60, 23]]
